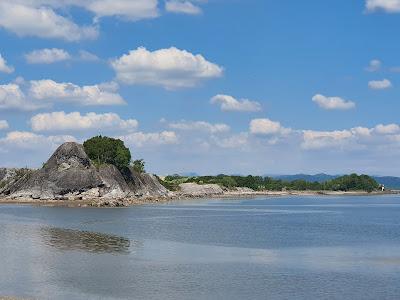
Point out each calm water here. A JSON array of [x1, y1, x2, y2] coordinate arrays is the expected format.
[[1, 195, 400, 300]]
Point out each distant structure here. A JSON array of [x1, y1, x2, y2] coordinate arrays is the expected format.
[[379, 184, 385, 192]]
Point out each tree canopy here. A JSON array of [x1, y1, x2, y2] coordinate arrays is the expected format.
[[83, 136, 131, 170]]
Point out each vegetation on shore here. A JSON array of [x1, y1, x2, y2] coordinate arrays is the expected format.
[[161, 173, 380, 192]]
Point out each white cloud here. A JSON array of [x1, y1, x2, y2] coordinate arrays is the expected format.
[[0, 0, 161, 41], [87, 0, 159, 20], [2, 0, 159, 21], [25, 48, 71, 64], [212, 133, 249, 149], [0, 1, 98, 41], [374, 123, 400, 134], [0, 83, 45, 111], [30, 111, 138, 133], [302, 130, 353, 150], [351, 126, 372, 137], [250, 118, 291, 136], [301, 123, 400, 150], [120, 131, 179, 147], [0, 54, 14, 73], [365, 59, 382, 72], [0, 131, 76, 150], [0, 120, 9, 130], [165, 1, 202, 15], [368, 78, 392, 89], [78, 50, 100, 62], [29, 80, 126, 106], [312, 94, 356, 110], [169, 120, 230, 133], [366, 0, 400, 12], [111, 47, 223, 89], [211, 94, 262, 112]]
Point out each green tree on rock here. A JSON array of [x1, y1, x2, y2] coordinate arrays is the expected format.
[[83, 136, 131, 170], [132, 159, 146, 174]]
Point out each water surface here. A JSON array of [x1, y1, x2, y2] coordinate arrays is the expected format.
[[1, 195, 400, 299]]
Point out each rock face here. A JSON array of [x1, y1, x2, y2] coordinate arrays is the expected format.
[[178, 183, 224, 196], [0, 168, 18, 183], [0, 142, 168, 201]]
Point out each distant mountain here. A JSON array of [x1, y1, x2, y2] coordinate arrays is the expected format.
[[271, 174, 400, 189], [373, 176, 400, 189], [179, 172, 199, 177]]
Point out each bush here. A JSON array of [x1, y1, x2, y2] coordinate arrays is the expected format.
[[132, 159, 145, 174], [83, 136, 131, 170]]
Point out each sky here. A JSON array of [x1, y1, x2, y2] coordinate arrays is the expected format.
[[0, 0, 400, 176]]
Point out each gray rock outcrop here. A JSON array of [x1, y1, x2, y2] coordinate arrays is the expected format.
[[178, 183, 224, 196], [0, 142, 168, 201], [0, 168, 18, 183]]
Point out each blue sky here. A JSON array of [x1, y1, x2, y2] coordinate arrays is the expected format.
[[0, 0, 400, 176]]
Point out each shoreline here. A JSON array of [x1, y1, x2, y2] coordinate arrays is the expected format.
[[0, 189, 398, 208]]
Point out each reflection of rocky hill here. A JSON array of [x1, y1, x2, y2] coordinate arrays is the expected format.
[[41, 227, 132, 254], [0, 142, 168, 202]]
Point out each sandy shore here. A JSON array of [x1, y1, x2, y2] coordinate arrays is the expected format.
[[0, 190, 398, 208]]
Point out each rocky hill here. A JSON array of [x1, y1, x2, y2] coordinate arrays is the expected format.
[[0, 142, 169, 203]]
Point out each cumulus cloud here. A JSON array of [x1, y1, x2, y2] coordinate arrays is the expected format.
[[0, 54, 14, 73], [368, 79, 392, 89], [301, 123, 400, 150], [0, 120, 9, 130], [30, 111, 138, 133], [29, 80, 126, 106], [302, 130, 353, 150], [0, 83, 45, 111], [365, 59, 382, 72], [211, 94, 262, 112], [312, 94, 356, 110], [2, 0, 159, 21], [366, 0, 400, 12], [0, 131, 76, 150], [250, 118, 291, 136], [168, 120, 230, 133], [86, 0, 159, 20], [0, 1, 98, 41], [374, 123, 400, 134], [25, 48, 71, 64], [120, 131, 179, 147], [165, 1, 202, 15], [0, 0, 163, 41], [111, 47, 223, 89], [0, 80, 124, 111]]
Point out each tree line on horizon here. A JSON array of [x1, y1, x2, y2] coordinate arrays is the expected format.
[[162, 173, 380, 192]]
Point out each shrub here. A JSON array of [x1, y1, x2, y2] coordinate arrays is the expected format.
[[131, 159, 145, 174]]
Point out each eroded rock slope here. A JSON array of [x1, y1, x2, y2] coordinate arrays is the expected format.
[[0, 142, 168, 200]]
